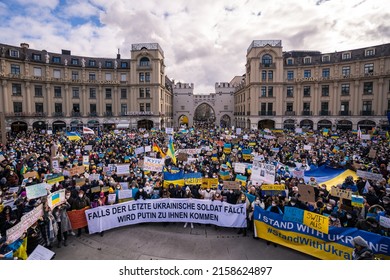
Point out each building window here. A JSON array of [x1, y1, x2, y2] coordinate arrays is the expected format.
[[268, 70, 273, 80], [121, 62, 128, 68], [71, 58, 79, 65], [303, 102, 310, 111], [121, 104, 127, 113], [105, 88, 112, 99], [13, 102, 22, 113], [286, 58, 293, 65], [145, 88, 151, 98], [53, 69, 61, 79], [321, 102, 329, 112], [362, 101, 372, 112], [321, 85, 329, 96], [89, 88, 96, 99], [340, 102, 349, 115], [145, 72, 150, 82], [12, 84, 22, 96], [261, 70, 267, 81], [54, 86, 62, 98], [9, 49, 19, 57], [146, 103, 151, 111], [34, 85, 43, 97], [105, 61, 113, 68], [139, 73, 144, 82], [364, 63, 374, 75], [304, 57, 311, 64], [90, 104, 97, 113], [363, 82, 373, 94], [261, 86, 267, 97], [71, 71, 79, 80], [286, 103, 293, 112], [140, 103, 145, 112], [120, 73, 127, 81], [139, 88, 145, 98], [33, 67, 42, 77], [89, 73, 96, 81], [287, 70, 294, 80], [287, 86, 294, 97], [268, 86, 274, 97], [105, 73, 112, 81], [322, 68, 330, 78], [341, 66, 350, 77], [106, 104, 112, 112], [304, 70, 311, 78], [54, 103, 62, 113], [140, 57, 150, 66], [52, 56, 61, 63], [72, 104, 80, 113], [89, 60, 96, 67], [35, 103, 44, 113], [365, 49, 375, 57], [32, 53, 41, 61], [120, 88, 127, 99], [11, 64, 20, 74], [342, 52, 351, 60], [303, 86, 311, 97], [260, 103, 266, 112], [72, 87, 80, 99], [224, 105, 229, 110], [322, 55, 330, 63], [341, 84, 350, 95], [261, 54, 273, 66]]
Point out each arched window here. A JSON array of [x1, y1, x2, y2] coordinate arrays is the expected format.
[[262, 54, 273, 66], [140, 57, 150, 66]]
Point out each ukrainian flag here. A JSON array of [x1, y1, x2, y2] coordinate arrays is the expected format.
[[235, 174, 247, 186], [166, 136, 176, 165], [66, 131, 81, 141], [52, 193, 60, 205], [242, 149, 252, 160], [219, 171, 230, 180], [163, 171, 184, 187], [223, 143, 232, 154]]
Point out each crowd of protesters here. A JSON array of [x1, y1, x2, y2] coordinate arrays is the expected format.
[[0, 125, 389, 260]]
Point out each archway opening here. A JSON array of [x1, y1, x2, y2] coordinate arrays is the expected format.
[[194, 103, 215, 128], [300, 119, 313, 129], [52, 121, 66, 133], [138, 119, 154, 130], [11, 121, 27, 133], [283, 119, 295, 130], [258, 119, 275, 129], [87, 120, 100, 128], [32, 121, 47, 132], [358, 120, 376, 131], [220, 114, 231, 128], [336, 120, 352, 131], [70, 120, 83, 131], [317, 119, 332, 130]]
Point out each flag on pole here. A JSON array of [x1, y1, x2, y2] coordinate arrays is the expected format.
[[166, 136, 176, 165], [83, 126, 95, 135], [66, 131, 81, 141], [357, 127, 362, 140], [153, 142, 166, 157]]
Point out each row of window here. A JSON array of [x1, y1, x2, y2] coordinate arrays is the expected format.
[[285, 63, 375, 80], [285, 82, 374, 97], [12, 102, 152, 114], [11, 84, 154, 100]]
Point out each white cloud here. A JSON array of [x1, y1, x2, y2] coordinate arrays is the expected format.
[[1, 0, 389, 93]]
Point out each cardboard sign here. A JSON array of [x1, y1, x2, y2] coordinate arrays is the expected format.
[[278, 137, 286, 144], [307, 137, 316, 143], [330, 186, 352, 200], [177, 153, 189, 162], [23, 171, 39, 179], [298, 184, 316, 203], [91, 186, 101, 193], [69, 166, 85, 177], [356, 170, 383, 181], [84, 145, 93, 151], [75, 178, 86, 187], [222, 181, 240, 190], [67, 208, 89, 229], [303, 211, 329, 234], [368, 148, 376, 158]]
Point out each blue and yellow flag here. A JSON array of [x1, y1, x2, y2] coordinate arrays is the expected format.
[[166, 136, 176, 165], [223, 143, 232, 154], [235, 174, 247, 186], [219, 171, 230, 180], [184, 172, 202, 185], [242, 149, 252, 160], [66, 131, 81, 141], [163, 170, 184, 187]]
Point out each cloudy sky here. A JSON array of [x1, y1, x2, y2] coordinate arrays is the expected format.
[[0, 0, 389, 93]]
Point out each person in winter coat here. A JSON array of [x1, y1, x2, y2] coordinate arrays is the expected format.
[[71, 190, 90, 237], [351, 236, 375, 260], [52, 202, 72, 247]]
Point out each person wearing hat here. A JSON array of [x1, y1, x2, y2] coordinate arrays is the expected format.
[[351, 236, 375, 260]]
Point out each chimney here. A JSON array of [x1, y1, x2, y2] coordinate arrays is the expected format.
[[20, 43, 29, 49]]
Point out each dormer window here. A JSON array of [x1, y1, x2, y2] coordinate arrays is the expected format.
[[304, 57, 311, 64], [322, 55, 330, 62], [365, 48, 375, 57], [342, 52, 351, 60], [140, 57, 150, 66], [9, 49, 19, 58], [71, 58, 79, 65], [286, 58, 293, 65], [32, 53, 41, 61]]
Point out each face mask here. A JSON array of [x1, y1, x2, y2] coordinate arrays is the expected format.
[[346, 214, 352, 219], [331, 217, 336, 221], [229, 190, 233, 194], [78, 194, 83, 198], [290, 202, 296, 206], [326, 206, 332, 210], [272, 203, 277, 207], [0, 191, 2, 196], [65, 195, 70, 199], [10, 172, 14, 175]]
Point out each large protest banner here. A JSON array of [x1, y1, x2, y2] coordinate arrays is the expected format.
[[143, 157, 164, 172], [67, 207, 89, 229], [26, 183, 49, 199], [85, 198, 247, 234], [6, 204, 44, 243], [254, 206, 390, 260]]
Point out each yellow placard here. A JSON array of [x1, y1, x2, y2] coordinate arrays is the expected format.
[[303, 211, 329, 234], [261, 184, 286, 191]]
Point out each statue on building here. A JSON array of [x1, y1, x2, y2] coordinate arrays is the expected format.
[[64, 58, 68, 66], [98, 61, 102, 69], [114, 60, 118, 69], [1, 47, 5, 57], [81, 58, 86, 67], [45, 53, 50, 63]]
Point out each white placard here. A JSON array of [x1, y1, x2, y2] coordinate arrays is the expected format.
[[251, 163, 276, 184], [380, 216, 390, 228], [119, 182, 129, 190], [135, 146, 144, 155], [144, 145, 152, 153], [84, 145, 93, 151], [303, 145, 312, 151], [143, 157, 164, 172], [118, 189, 133, 200], [116, 164, 130, 175], [89, 173, 100, 181], [165, 127, 174, 135], [360, 134, 370, 140], [27, 245, 55, 260], [236, 128, 241, 135], [107, 193, 116, 204], [234, 163, 246, 174]]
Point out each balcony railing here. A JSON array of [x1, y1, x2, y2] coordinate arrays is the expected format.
[[258, 111, 276, 116], [301, 110, 312, 116], [104, 111, 114, 117], [319, 110, 331, 116], [71, 111, 82, 117], [339, 110, 351, 116], [52, 112, 64, 117], [33, 112, 47, 117], [384, 110, 390, 115], [260, 63, 276, 68], [285, 111, 295, 116], [88, 112, 99, 117], [361, 110, 374, 116]]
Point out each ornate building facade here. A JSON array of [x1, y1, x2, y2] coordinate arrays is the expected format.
[[0, 42, 173, 133], [234, 40, 390, 131]]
